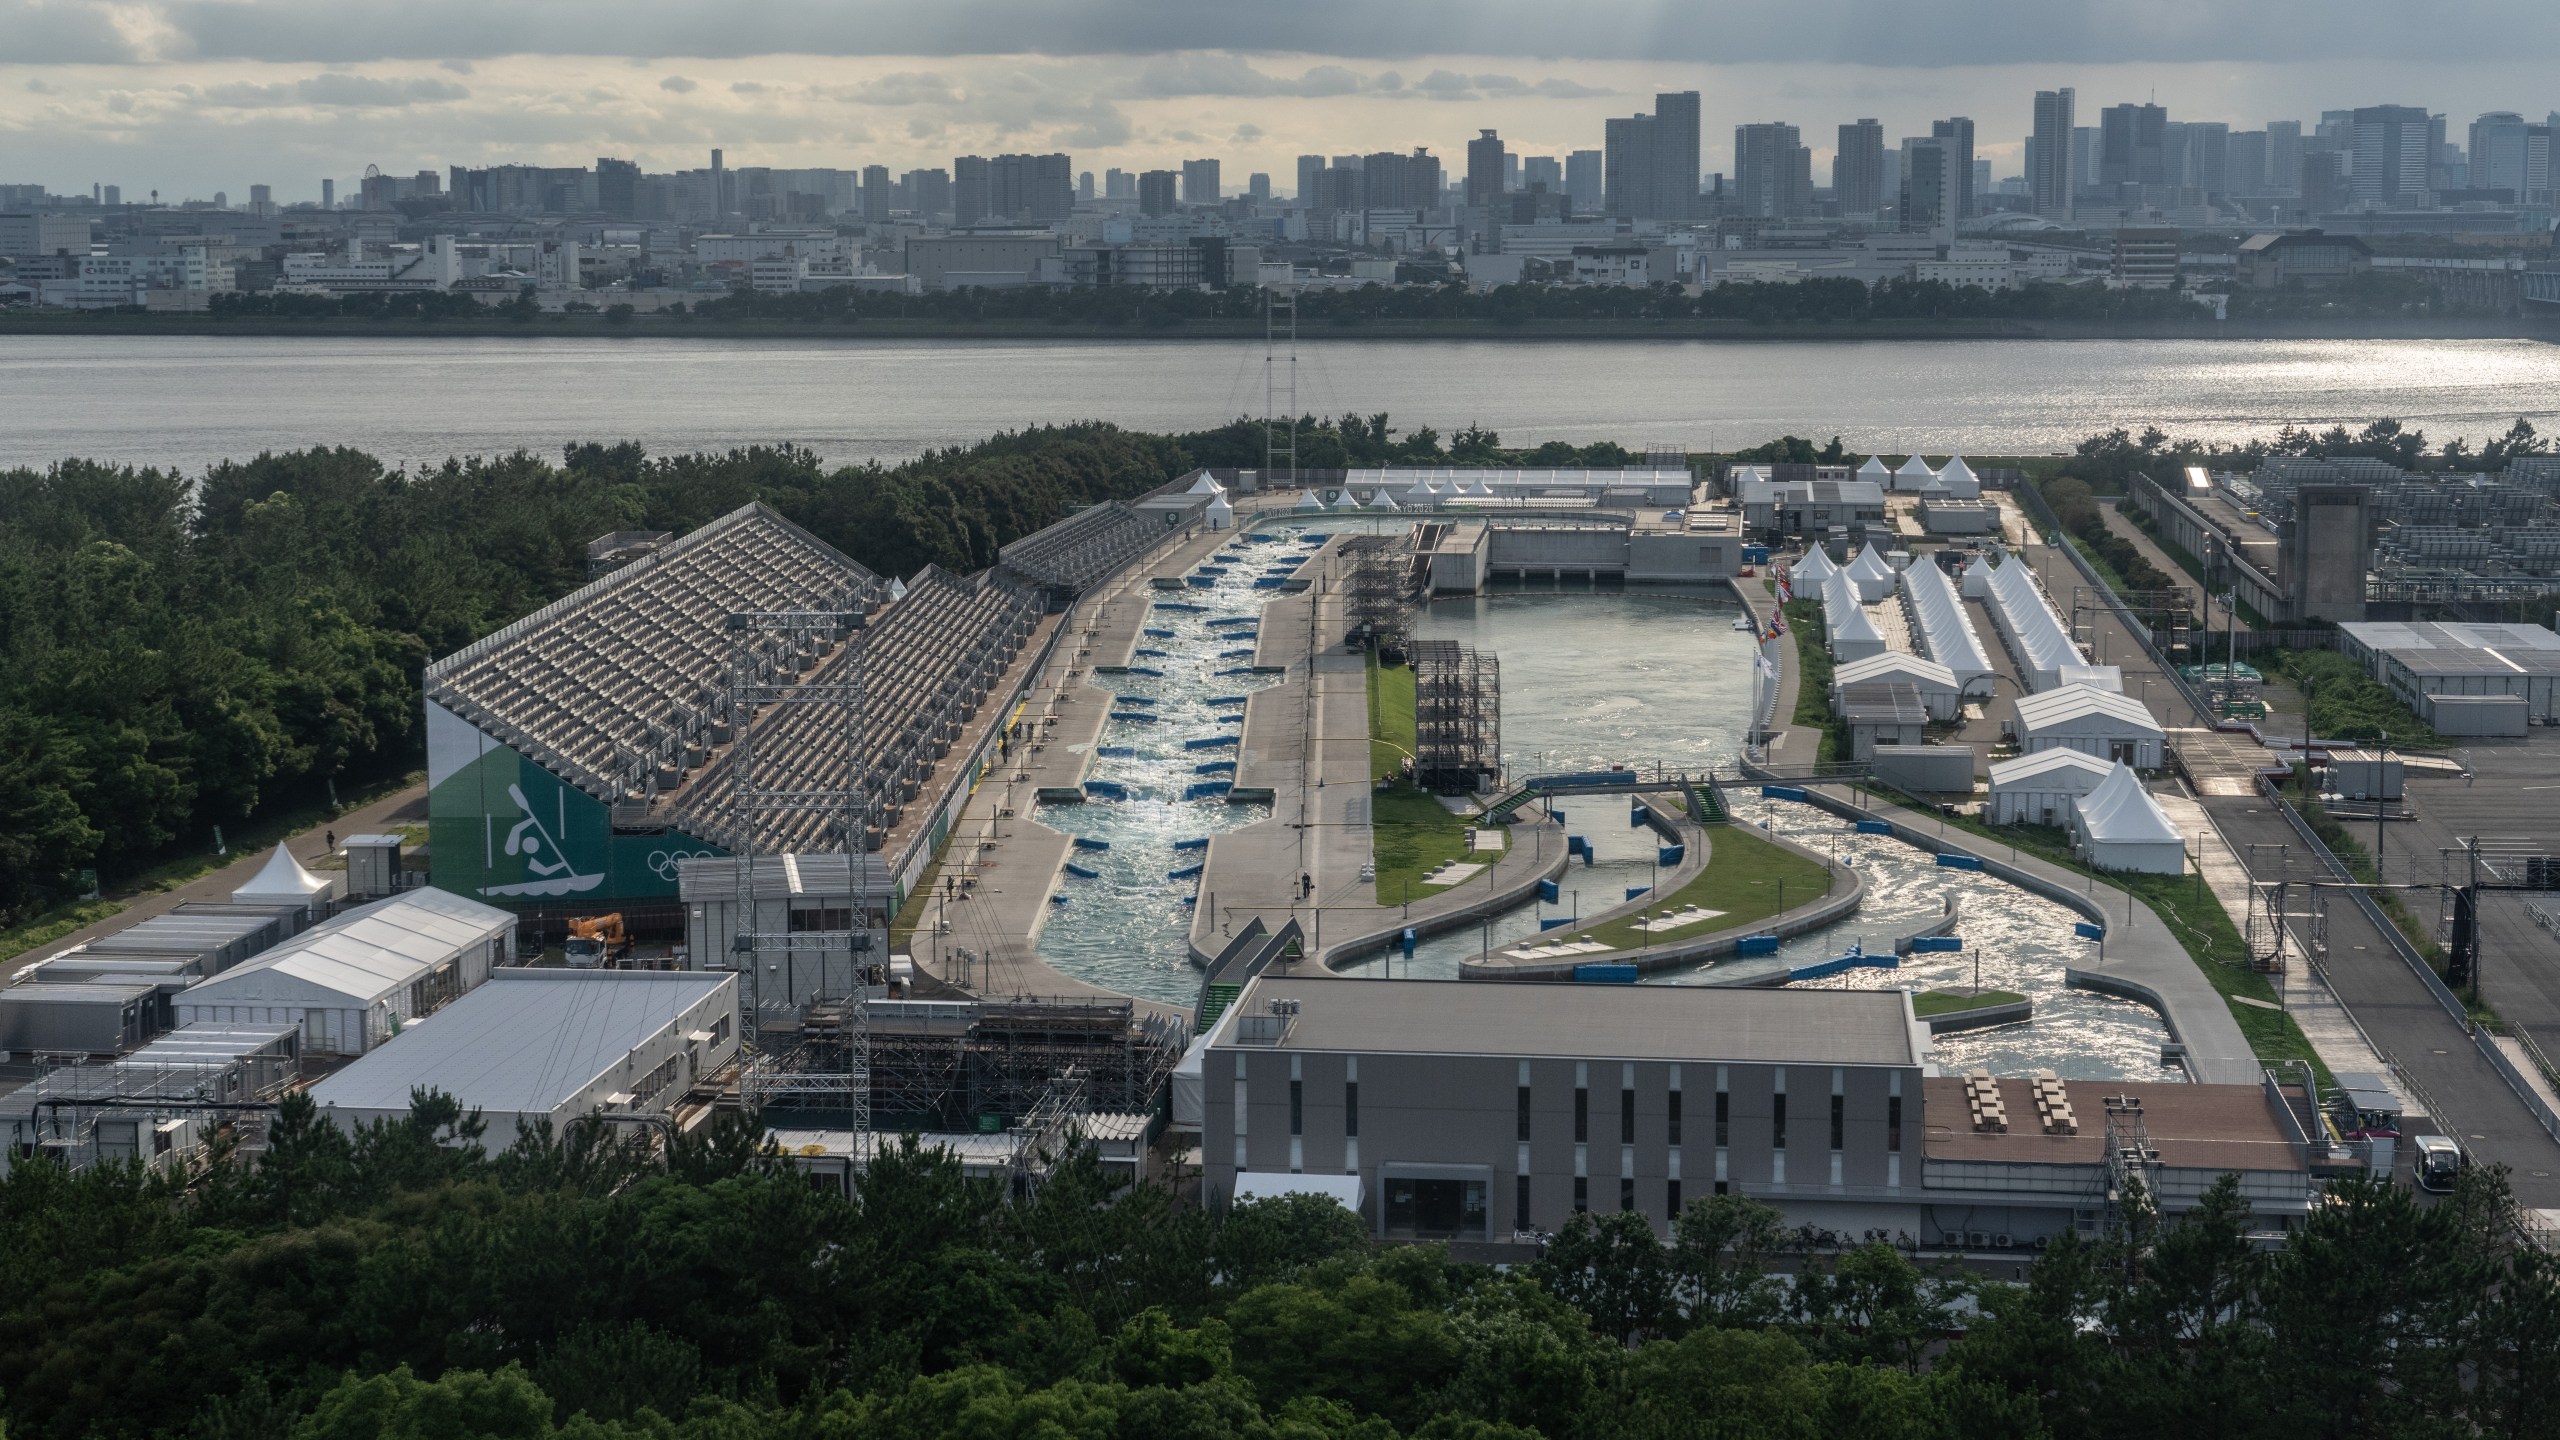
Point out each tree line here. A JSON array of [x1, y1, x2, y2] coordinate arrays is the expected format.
[[0, 418, 1646, 924], [0, 1090, 2550, 1439]]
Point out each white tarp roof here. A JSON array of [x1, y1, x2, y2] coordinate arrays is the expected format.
[[1834, 651, 1959, 692], [1404, 481, 1436, 503], [1894, 455, 1937, 482], [1828, 599, 1886, 655], [1205, 494, 1234, 518], [2013, 683, 2165, 739], [1988, 747, 2117, 791], [1185, 473, 1227, 495], [2056, 663, 2122, 692], [181, 888, 510, 1009], [1899, 559, 1996, 690], [233, 844, 331, 904], [1938, 455, 1978, 489], [1857, 456, 1892, 480], [1294, 490, 1323, 510], [1235, 1171, 1365, 1209], [2075, 763, 2185, 846], [1790, 545, 1840, 583], [1986, 554, 2081, 686]]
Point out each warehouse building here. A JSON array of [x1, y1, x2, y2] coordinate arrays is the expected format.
[[308, 968, 740, 1149], [173, 888, 513, 1056], [0, 1024, 301, 1176], [2337, 620, 2560, 727], [2010, 684, 2166, 769], [1202, 976, 2314, 1247]]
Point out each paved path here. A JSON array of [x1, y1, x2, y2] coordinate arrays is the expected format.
[[2095, 499, 2219, 629], [6, 782, 428, 980]]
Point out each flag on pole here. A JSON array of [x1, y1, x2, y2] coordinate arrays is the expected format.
[[1775, 564, 1793, 604]]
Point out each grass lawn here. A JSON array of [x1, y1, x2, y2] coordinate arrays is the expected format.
[[1371, 784, 1480, 905], [1921, 810, 2331, 1084], [1912, 988, 2027, 1018], [0, 768, 423, 967], [1567, 825, 1834, 950], [1779, 601, 1844, 766], [1367, 651, 1416, 781]]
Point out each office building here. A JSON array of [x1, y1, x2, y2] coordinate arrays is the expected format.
[[0, 212, 91, 258], [1734, 122, 1812, 220], [2111, 226, 2180, 288], [1652, 91, 1702, 222], [1900, 137, 1951, 229], [2099, 103, 2168, 188], [2469, 112, 2554, 203], [1930, 116, 1976, 218], [2268, 121, 2303, 193], [1296, 154, 1326, 203], [595, 157, 638, 218], [862, 165, 892, 221], [1247, 172, 1272, 202], [1565, 149, 1604, 212], [953, 153, 1073, 227], [2071, 127, 2102, 197], [1836, 119, 1886, 218], [2226, 130, 2269, 196], [1138, 169, 1177, 217], [2350, 105, 2432, 206], [1077, 171, 1095, 202], [709, 149, 727, 217], [902, 168, 951, 218], [1521, 155, 1563, 196], [2185, 121, 2230, 198], [2030, 89, 2074, 219], [1604, 114, 1655, 219], [1105, 168, 1134, 200], [1360, 149, 1443, 211], [2300, 151, 2349, 214], [1182, 158, 1221, 206], [1466, 130, 1505, 208]]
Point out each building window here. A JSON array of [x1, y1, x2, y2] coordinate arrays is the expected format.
[[1888, 1094, 1903, 1153], [1715, 1089, 1729, 1148], [788, 906, 853, 932], [1620, 1086, 1635, 1144], [1668, 1089, 1682, 1146], [1714, 1180, 1729, 1196], [1289, 1079, 1303, 1137], [1830, 1094, 1845, 1152], [1345, 1080, 1359, 1138], [1518, 1084, 1532, 1141], [1574, 1086, 1589, 1144], [1667, 1178, 1681, 1216], [1573, 1176, 1588, 1213], [1516, 1174, 1531, 1231], [1620, 1177, 1636, 1212], [1772, 1093, 1787, 1151]]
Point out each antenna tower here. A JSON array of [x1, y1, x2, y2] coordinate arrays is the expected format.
[[1264, 274, 1297, 485]]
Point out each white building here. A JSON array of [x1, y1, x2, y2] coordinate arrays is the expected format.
[[307, 969, 739, 1150], [231, 844, 336, 927], [2070, 763, 2186, 874], [1845, 543, 1898, 604], [173, 888, 512, 1056], [1983, 556, 2082, 690], [1832, 652, 1963, 721], [2011, 684, 2165, 769], [1891, 455, 1938, 492], [1985, 748, 2116, 827]]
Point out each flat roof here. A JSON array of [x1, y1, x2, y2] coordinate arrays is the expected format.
[[1221, 976, 1920, 1067], [308, 969, 733, 1118], [1922, 1077, 2305, 1174], [2342, 620, 2560, 679]]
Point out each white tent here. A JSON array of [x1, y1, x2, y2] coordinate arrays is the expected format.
[[2055, 663, 2122, 692], [1856, 456, 1893, 485], [1823, 576, 1888, 662], [1204, 494, 1235, 530], [1371, 491, 1399, 511], [1464, 477, 1497, 498], [1986, 748, 2116, 826], [1329, 489, 1362, 511], [1404, 479, 1437, 505], [232, 844, 333, 921], [1185, 473, 1228, 496], [1960, 551, 1997, 598], [1294, 490, 1324, 511], [1846, 543, 1897, 603], [1424, 479, 1448, 498], [1936, 455, 1981, 498], [1833, 651, 1963, 720], [1893, 455, 1938, 491], [2012, 683, 2165, 767], [1790, 543, 1840, 586], [1985, 556, 2081, 689], [1899, 559, 1996, 695], [2071, 762, 2186, 874]]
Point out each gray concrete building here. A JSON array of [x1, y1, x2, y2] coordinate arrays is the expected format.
[[1202, 977, 2315, 1247]]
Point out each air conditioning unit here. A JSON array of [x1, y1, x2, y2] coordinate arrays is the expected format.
[[1994, 1233, 2013, 1249], [1966, 1230, 1989, 1249]]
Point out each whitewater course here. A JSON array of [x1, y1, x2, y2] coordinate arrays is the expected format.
[[909, 507, 2243, 1085]]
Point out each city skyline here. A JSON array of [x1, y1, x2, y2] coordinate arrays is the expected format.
[[4, 30, 2558, 200]]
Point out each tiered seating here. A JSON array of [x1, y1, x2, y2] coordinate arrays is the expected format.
[[1962, 1070, 2008, 1134], [2028, 1072, 2078, 1136], [998, 502, 1163, 593], [423, 504, 878, 801], [674, 567, 1043, 851]]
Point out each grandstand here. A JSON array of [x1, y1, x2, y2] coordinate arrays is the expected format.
[[998, 500, 1167, 596], [658, 565, 1042, 855], [1982, 555, 2081, 691], [1899, 559, 1996, 696]]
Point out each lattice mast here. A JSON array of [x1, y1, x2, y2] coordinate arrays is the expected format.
[[1264, 275, 1297, 485], [725, 608, 874, 1132]]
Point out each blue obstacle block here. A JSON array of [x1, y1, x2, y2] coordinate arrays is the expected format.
[[1856, 820, 1891, 834], [1934, 853, 1983, 871], [1063, 862, 1099, 879], [1734, 935, 1780, 956], [1574, 963, 1640, 984]]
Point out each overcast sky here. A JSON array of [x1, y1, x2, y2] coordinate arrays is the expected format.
[[4, 0, 2555, 201]]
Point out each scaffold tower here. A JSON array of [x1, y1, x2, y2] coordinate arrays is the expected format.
[[1410, 638, 1502, 794]]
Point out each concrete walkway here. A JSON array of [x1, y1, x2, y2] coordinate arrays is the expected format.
[[7, 782, 428, 980]]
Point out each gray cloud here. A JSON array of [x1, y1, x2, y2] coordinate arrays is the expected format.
[[2, 0, 2545, 67], [196, 72, 469, 107], [656, 74, 694, 92]]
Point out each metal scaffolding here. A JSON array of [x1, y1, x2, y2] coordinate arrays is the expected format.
[[1339, 534, 1414, 647], [1410, 638, 1502, 794], [723, 607, 882, 1129], [867, 995, 1186, 1132]]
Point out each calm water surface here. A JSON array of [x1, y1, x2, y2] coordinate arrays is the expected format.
[[3, 334, 2555, 472]]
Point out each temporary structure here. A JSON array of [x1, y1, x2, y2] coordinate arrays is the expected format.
[[2012, 683, 2166, 768], [1985, 556, 2080, 689], [1986, 748, 2116, 826], [1899, 559, 1996, 694], [173, 888, 514, 1056], [1856, 456, 1892, 485], [1185, 473, 1228, 496], [1936, 455, 1981, 497], [1204, 493, 1234, 530], [1790, 544, 1841, 586], [1846, 543, 1897, 603], [1833, 652, 1963, 721], [2071, 763, 2186, 874], [232, 845, 333, 924], [1892, 455, 1938, 491]]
